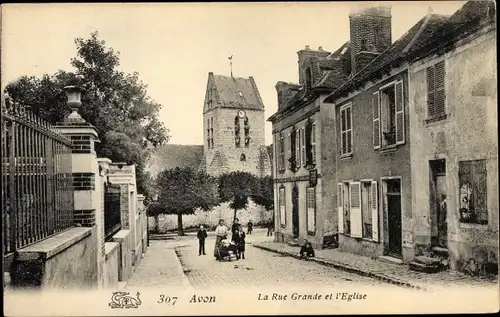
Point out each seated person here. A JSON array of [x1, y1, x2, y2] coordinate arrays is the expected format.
[[299, 240, 315, 259]]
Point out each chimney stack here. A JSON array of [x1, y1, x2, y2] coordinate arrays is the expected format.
[[349, 5, 392, 75]]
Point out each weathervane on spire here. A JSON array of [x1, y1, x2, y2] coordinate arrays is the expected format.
[[228, 55, 233, 77]]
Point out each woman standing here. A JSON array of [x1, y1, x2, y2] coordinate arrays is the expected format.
[[214, 219, 228, 258]]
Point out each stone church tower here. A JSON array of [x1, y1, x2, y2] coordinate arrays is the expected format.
[[203, 72, 271, 177]]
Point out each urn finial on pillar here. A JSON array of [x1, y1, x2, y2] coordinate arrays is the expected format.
[[63, 85, 86, 124]]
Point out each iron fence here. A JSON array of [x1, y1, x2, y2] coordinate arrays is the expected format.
[[104, 184, 121, 241], [2, 96, 74, 255]]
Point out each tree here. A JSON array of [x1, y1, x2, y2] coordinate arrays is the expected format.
[[251, 175, 274, 211], [146, 202, 165, 233], [218, 171, 263, 223], [4, 31, 169, 197], [156, 167, 219, 236]]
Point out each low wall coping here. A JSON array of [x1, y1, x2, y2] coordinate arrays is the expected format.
[[16, 227, 93, 261], [104, 242, 120, 261], [112, 229, 131, 241]]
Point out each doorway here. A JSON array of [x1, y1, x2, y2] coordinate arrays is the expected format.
[[292, 185, 299, 238], [386, 179, 402, 257], [430, 159, 447, 248]]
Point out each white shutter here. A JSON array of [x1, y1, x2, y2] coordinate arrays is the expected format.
[[337, 183, 344, 234], [296, 130, 301, 166], [372, 91, 381, 149], [349, 182, 362, 238], [395, 80, 405, 145], [371, 181, 379, 242]]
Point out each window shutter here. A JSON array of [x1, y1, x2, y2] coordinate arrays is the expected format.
[[337, 183, 344, 234], [305, 120, 312, 165], [371, 181, 379, 242], [349, 182, 362, 238], [291, 129, 297, 170], [296, 129, 301, 167], [427, 66, 436, 117], [372, 91, 381, 149], [435, 61, 446, 116], [301, 127, 306, 166], [311, 123, 316, 164], [395, 80, 405, 145]]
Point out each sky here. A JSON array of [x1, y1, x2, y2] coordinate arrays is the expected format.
[[2, 1, 466, 146]]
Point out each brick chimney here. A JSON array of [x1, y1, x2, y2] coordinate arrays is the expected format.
[[349, 5, 392, 75], [297, 45, 331, 88]]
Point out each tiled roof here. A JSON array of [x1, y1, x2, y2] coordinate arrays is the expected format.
[[213, 75, 264, 110], [147, 144, 204, 176], [326, 13, 449, 101], [316, 42, 351, 88], [408, 0, 496, 59]]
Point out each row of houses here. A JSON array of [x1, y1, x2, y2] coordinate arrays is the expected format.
[[268, 1, 497, 272]]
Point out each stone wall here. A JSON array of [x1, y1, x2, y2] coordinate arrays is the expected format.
[[149, 200, 273, 232], [10, 227, 98, 290], [103, 242, 119, 289]]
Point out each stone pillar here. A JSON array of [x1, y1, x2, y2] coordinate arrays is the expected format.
[[137, 194, 147, 256], [97, 158, 112, 260], [53, 86, 103, 289]]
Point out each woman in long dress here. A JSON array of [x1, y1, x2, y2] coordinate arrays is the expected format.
[[214, 219, 228, 258]]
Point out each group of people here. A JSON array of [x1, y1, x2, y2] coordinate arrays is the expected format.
[[197, 218, 248, 259], [197, 218, 316, 261]]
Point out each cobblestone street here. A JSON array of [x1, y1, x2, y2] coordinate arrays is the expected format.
[[127, 229, 399, 289]]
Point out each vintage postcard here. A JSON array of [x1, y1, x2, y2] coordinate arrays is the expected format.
[[1, 1, 498, 316]]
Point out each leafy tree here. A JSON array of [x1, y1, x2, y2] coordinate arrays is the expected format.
[[156, 167, 219, 236], [252, 175, 274, 211], [4, 31, 169, 197], [146, 202, 165, 233], [218, 171, 263, 223]]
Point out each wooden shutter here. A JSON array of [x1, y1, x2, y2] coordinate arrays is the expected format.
[[337, 183, 344, 234], [372, 91, 381, 149], [371, 181, 379, 242], [349, 182, 362, 238], [296, 129, 301, 167], [305, 120, 312, 165], [395, 80, 405, 145], [311, 123, 316, 164], [435, 61, 446, 116], [427, 66, 436, 117], [301, 127, 306, 166]]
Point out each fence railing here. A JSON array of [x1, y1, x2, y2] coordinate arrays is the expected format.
[[2, 96, 74, 255], [104, 184, 121, 241]]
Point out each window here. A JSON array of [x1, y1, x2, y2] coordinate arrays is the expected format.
[[279, 187, 286, 227], [287, 132, 291, 168], [240, 153, 246, 161], [340, 104, 352, 155], [289, 129, 297, 171], [306, 67, 312, 90], [338, 181, 379, 240], [373, 80, 404, 149], [301, 127, 306, 166], [234, 116, 241, 147], [311, 123, 316, 164], [427, 61, 446, 120], [295, 128, 301, 168], [207, 118, 214, 149], [244, 117, 250, 147], [306, 187, 316, 235], [279, 134, 285, 172], [459, 160, 487, 224], [277, 91, 283, 109]]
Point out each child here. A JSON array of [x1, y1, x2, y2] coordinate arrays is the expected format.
[[299, 240, 315, 259], [197, 225, 208, 256], [267, 220, 274, 236], [234, 225, 246, 260]]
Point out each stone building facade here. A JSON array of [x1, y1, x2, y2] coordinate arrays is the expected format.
[[269, 41, 351, 249], [407, 1, 497, 271], [325, 8, 449, 263]]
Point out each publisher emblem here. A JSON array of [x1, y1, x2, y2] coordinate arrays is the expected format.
[[109, 292, 142, 309]]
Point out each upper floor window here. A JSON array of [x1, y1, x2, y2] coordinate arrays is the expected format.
[[234, 116, 241, 147], [287, 132, 292, 169], [244, 117, 250, 147], [373, 80, 404, 149], [207, 118, 214, 149], [295, 128, 301, 168], [277, 91, 283, 109], [306, 67, 312, 90], [340, 103, 352, 155], [311, 123, 316, 164], [240, 153, 246, 161], [427, 61, 446, 120], [279, 134, 285, 172]]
